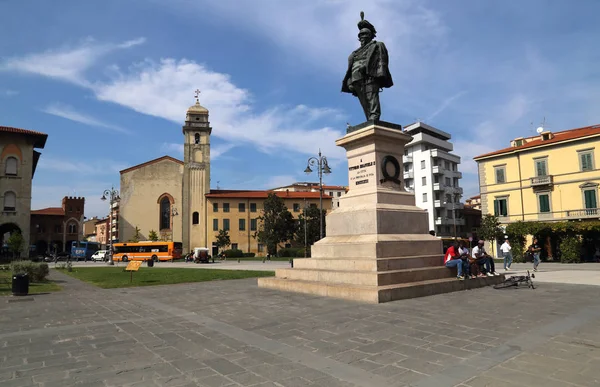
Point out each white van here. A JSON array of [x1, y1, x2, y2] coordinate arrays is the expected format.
[[91, 250, 108, 262], [193, 247, 211, 263]]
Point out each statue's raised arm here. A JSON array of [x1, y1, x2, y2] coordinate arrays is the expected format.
[[342, 11, 393, 122]]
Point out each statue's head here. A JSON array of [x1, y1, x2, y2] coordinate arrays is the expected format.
[[358, 28, 374, 46], [357, 12, 377, 47]]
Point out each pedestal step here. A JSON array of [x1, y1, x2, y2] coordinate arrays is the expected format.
[[276, 266, 456, 286], [293, 255, 443, 271], [311, 235, 443, 258], [257, 275, 506, 304]]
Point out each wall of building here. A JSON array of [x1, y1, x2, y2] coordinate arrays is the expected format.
[[119, 159, 183, 242], [478, 137, 600, 223], [0, 136, 35, 255], [205, 196, 331, 255]]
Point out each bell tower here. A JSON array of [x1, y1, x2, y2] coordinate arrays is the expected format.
[[182, 90, 211, 252]]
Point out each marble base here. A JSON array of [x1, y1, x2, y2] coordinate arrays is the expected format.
[[258, 121, 504, 303]]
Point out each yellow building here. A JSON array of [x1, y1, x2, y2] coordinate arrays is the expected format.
[[205, 190, 331, 255], [474, 124, 600, 225]]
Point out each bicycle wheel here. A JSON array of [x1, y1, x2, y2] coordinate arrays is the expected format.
[[494, 280, 518, 289]]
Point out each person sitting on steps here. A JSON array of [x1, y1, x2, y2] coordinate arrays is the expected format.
[[471, 240, 499, 277], [458, 240, 475, 279], [444, 241, 470, 280]]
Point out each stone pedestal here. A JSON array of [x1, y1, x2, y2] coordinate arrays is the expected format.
[[258, 121, 503, 303]]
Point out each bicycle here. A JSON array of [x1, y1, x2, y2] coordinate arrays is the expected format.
[[493, 270, 536, 290]]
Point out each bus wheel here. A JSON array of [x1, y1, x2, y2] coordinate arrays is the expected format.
[[122, 255, 128, 262], [151, 255, 158, 262]]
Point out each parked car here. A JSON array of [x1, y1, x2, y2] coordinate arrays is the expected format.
[[91, 250, 108, 262]]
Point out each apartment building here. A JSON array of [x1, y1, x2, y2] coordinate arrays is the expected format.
[[474, 124, 600, 223], [402, 122, 464, 237]]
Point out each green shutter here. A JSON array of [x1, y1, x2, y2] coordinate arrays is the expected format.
[[539, 194, 550, 213], [584, 190, 597, 209], [493, 200, 499, 216]]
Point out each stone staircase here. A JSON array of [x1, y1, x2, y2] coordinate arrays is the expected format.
[[259, 243, 504, 303]]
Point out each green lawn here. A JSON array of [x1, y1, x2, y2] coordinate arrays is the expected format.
[[60, 267, 275, 289], [0, 271, 62, 296]]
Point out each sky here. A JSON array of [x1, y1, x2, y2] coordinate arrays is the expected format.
[[2, 0, 600, 218]]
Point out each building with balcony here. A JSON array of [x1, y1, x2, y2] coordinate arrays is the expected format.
[[474, 124, 600, 225], [402, 122, 465, 236], [1, 126, 47, 258], [465, 195, 482, 210]]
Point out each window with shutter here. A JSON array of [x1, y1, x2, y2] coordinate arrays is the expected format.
[[494, 198, 508, 217], [495, 167, 505, 184], [539, 194, 550, 213], [580, 152, 594, 171], [5, 157, 17, 175], [3, 191, 16, 211], [535, 159, 547, 177], [584, 189, 597, 209]]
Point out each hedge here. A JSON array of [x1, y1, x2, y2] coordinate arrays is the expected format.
[[222, 249, 244, 258], [506, 220, 599, 263], [277, 247, 307, 258], [559, 236, 582, 263], [11, 261, 50, 282], [243, 252, 255, 257]]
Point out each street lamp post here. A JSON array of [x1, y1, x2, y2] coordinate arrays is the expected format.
[[304, 149, 332, 240], [167, 207, 178, 241], [303, 198, 308, 258], [101, 186, 120, 265]]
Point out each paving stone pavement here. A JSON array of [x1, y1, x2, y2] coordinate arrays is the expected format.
[[1, 270, 600, 386]]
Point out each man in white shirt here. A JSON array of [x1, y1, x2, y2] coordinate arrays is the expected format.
[[472, 240, 499, 276], [500, 237, 512, 271]]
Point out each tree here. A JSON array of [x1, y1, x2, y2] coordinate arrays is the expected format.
[[148, 230, 159, 242], [215, 229, 231, 253], [295, 205, 327, 247], [254, 193, 296, 255], [7, 231, 24, 259], [477, 214, 504, 256], [130, 226, 141, 243]]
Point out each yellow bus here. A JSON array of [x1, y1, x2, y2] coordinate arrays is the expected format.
[[112, 241, 183, 262]]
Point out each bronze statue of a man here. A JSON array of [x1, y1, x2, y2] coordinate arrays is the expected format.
[[342, 12, 393, 122]]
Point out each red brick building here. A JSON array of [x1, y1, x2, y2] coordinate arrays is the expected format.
[[30, 196, 85, 255]]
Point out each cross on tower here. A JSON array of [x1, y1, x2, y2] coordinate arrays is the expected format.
[[194, 89, 201, 102]]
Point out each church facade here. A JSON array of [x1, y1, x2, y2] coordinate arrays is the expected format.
[[118, 100, 331, 255]]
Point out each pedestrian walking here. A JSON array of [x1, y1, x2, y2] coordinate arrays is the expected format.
[[529, 237, 542, 271], [500, 236, 513, 271]]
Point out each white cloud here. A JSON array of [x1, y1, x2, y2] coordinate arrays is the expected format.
[[38, 157, 127, 175], [2, 38, 348, 161], [0, 37, 145, 86], [160, 142, 236, 160], [92, 58, 347, 159], [1, 89, 19, 97], [427, 91, 467, 122], [183, 0, 447, 80], [42, 103, 130, 133], [160, 143, 183, 156], [264, 175, 298, 189]]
